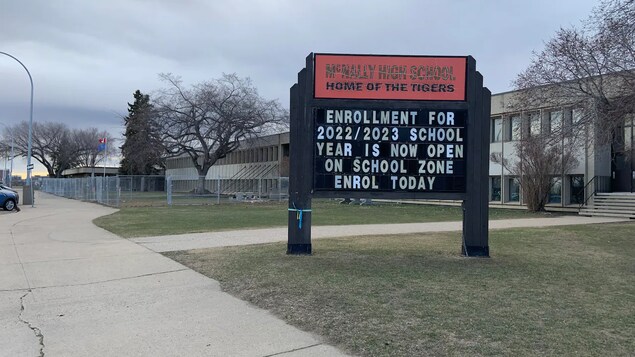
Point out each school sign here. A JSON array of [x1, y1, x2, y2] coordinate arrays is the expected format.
[[288, 54, 490, 257]]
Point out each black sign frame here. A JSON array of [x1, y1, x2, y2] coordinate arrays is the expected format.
[[288, 53, 490, 257]]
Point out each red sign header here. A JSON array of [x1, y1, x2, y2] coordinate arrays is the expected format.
[[314, 54, 467, 101]]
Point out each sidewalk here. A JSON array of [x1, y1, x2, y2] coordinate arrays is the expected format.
[[132, 215, 627, 253], [0, 192, 349, 356]]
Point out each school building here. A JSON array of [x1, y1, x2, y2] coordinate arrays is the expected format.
[[165, 88, 634, 216]]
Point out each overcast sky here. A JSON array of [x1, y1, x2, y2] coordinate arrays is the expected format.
[[1, 0, 600, 177]]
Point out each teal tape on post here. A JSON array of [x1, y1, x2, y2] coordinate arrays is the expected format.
[[288, 205, 312, 229]]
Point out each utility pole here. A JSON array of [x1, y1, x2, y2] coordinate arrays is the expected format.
[[0, 51, 34, 206]]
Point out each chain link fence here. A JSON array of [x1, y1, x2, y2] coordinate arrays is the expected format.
[[166, 176, 288, 205], [41, 175, 288, 207], [42, 176, 122, 207]]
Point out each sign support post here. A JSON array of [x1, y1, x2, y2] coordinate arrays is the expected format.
[[462, 58, 491, 256], [287, 57, 315, 254]]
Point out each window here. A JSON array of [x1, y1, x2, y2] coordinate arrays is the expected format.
[[510, 115, 521, 141], [625, 114, 633, 151], [549, 177, 562, 204], [491, 117, 502, 142], [548, 111, 562, 134], [490, 176, 501, 201], [570, 175, 584, 204], [508, 177, 520, 202], [572, 108, 583, 126], [529, 113, 541, 136]]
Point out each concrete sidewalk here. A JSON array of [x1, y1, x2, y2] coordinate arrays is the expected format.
[[0, 192, 348, 356], [132, 215, 627, 253]]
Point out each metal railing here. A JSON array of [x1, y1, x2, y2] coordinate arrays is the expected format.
[[166, 176, 288, 206], [578, 175, 611, 210]]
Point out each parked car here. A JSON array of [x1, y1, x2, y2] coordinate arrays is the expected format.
[[0, 184, 19, 211]]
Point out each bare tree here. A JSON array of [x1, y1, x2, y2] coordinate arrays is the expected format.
[[153, 73, 288, 193], [6, 121, 78, 177], [74, 127, 114, 169], [512, 0, 634, 146], [492, 126, 580, 211], [593, 0, 635, 79], [498, 0, 635, 210], [3, 122, 115, 177]]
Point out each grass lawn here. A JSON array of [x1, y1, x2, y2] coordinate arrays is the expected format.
[[94, 199, 561, 238], [165, 222, 635, 356], [118, 192, 231, 207]]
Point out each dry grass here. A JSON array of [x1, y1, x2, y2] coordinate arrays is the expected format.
[[165, 222, 635, 356], [94, 199, 560, 238]]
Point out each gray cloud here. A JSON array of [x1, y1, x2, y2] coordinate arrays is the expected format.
[[1, 0, 599, 134]]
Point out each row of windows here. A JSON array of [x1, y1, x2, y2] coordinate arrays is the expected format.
[[168, 157, 193, 170], [491, 108, 582, 143], [167, 146, 282, 169], [216, 146, 280, 165], [490, 175, 585, 205]]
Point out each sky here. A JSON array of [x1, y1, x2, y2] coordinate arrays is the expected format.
[[0, 0, 600, 178]]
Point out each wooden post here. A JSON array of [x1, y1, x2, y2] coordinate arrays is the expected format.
[[287, 58, 314, 254], [462, 57, 490, 257]]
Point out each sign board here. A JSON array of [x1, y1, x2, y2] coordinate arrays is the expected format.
[[27, 163, 34, 170], [314, 54, 467, 101], [288, 53, 490, 257], [313, 108, 467, 193]]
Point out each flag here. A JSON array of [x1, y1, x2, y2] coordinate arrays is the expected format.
[[97, 138, 107, 152]]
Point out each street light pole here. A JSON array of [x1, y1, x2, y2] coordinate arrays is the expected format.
[[0, 51, 34, 207]]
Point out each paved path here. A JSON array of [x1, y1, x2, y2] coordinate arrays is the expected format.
[[0, 192, 348, 356], [133, 215, 628, 253]]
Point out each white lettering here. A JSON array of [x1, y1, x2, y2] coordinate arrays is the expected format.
[[428, 111, 455, 125], [335, 175, 379, 190], [324, 159, 342, 173], [316, 142, 325, 155], [389, 176, 437, 190], [390, 143, 418, 157], [418, 160, 454, 174], [334, 175, 342, 188], [409, 128, 464, 142], [372, 143, 380, 157], [317, 142, 352, 157]]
